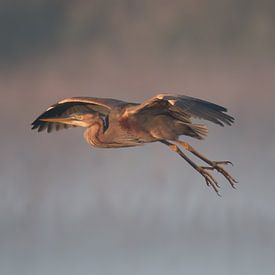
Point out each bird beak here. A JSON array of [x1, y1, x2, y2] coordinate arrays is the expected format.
[[39, 117, 74, 124]]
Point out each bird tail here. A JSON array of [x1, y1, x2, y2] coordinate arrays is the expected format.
[[186, 124, 208, 140]]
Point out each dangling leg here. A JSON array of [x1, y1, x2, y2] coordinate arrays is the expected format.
[[160, 140, 221, 195], [176, 140, 237, 189]]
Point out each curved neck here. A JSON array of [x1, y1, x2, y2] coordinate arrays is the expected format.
[[84, 120, 104, 147]]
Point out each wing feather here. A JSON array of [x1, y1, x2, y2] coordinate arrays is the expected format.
[[32, 97, 125, 133], [128, 93, 234, 126]]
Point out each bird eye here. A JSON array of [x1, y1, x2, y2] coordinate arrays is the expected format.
[[74, 114, 83, 120]]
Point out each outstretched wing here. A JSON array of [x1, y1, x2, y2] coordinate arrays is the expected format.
[[31, 97, 125, 133], [127, 94, 234, 126]]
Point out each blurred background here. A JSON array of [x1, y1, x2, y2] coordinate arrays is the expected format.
[[0, 1, 275, 274]]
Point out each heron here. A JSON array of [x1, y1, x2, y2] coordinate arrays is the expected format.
[[32, 93, 237, 195]]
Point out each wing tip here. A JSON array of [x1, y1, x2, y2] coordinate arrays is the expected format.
[[31, 117, 49, 133]]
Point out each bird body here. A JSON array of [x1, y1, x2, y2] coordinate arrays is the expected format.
[[32, 93, 237, 194]]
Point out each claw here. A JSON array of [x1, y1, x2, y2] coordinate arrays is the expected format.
[[199, 161, 237, 190], [197, 167, 221, 195], [199, 161, 238, 190], [214, 160, 233, 166]]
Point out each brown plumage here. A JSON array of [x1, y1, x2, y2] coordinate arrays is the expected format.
[[32, 93, 237, 195]]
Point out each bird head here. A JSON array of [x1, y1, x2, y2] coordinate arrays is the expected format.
[[40, 112, 99, 128]]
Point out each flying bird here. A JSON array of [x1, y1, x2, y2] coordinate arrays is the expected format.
[[32, 93, 237, 195]]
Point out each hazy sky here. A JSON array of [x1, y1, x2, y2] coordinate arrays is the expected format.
[[0, 1, 275, 275]]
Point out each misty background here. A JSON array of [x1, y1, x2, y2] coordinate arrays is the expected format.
[[0, 1, 275, 274]]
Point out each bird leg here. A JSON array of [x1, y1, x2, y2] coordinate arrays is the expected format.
[[176, 140, 237, 189], [160, 140, 221, 195]]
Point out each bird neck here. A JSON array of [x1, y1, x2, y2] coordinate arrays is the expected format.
[[84, 120, 105, 147]]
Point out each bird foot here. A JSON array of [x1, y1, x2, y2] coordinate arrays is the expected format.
[[196, 166, 221, 196], [202, 160, 237, 189]]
